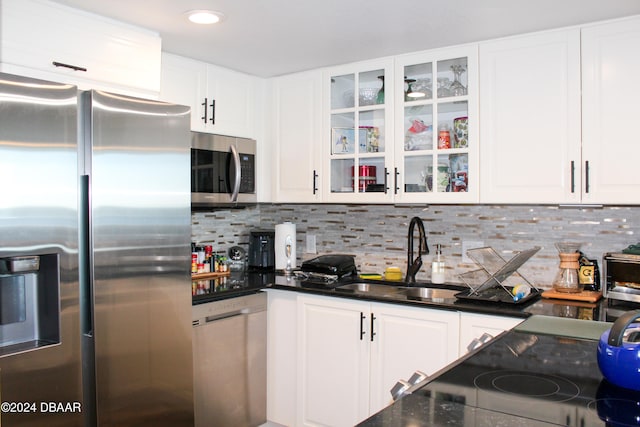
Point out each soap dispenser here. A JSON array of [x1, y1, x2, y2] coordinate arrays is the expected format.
[[431, 244, 445, 284]]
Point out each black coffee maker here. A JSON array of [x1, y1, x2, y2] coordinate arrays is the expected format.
[[248, 230, 275, 270]]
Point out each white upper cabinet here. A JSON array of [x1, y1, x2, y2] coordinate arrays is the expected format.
[[324, 58, 395, 204], [320, 46, 478, 205], [270, 70, 323, 203], [205, 64, 256, 138], [0, 0, 161, 98], [479, 29, 582, 204], [160, 53, 207, 125], [394, 46, 479, 204], [160, 53, 256, 138], [480, 16, 640, 205], [581, 16, 640, 204]]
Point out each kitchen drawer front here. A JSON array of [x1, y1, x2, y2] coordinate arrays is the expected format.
[[1, 0, 161, 95]]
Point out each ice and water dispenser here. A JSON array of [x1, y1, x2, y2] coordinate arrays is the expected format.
[[0, 254, 60, 356]]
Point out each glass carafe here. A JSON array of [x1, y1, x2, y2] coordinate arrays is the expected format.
[[553, 242, 583, 293]]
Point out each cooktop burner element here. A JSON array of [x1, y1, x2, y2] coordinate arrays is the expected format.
[[415, 330, 639, 426], [474, 370, 580, 402]]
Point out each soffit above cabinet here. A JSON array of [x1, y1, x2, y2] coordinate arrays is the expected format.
[[1, 0, 161, 97], [46, 0, 640, 78]]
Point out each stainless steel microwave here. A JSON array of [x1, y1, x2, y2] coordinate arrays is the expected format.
[[191, 132, 257, 207]]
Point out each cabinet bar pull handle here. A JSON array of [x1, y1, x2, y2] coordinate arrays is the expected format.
[[210, 99, 216, 124], [570, 161, 575, 193], [384, 167, 389, 194], [201, 98, 208, 124], [585, 160, 590, 194], [52, 61, 87, 72], [370, 313, 376, 342], [360, 312, 366, 340], [312, 170, 318, 195], [394, 168, 399, 194]]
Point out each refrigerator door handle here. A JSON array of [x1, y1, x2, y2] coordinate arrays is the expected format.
[[79, 174, 93, 338], [230, 144, 241, 202], [79, 173, 98, 425]]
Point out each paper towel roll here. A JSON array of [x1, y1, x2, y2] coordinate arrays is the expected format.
[[275, 222, 296, 270]]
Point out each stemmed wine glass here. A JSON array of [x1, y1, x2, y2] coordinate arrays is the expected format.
[[449, 65, 467, 96]]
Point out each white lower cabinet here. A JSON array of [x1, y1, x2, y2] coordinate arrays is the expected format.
[[459, 312, 523, 357], [296, 294, 460, 426], [368, 302, 460, 415], [266, 291, 522, 427], [297, 295, 370, 427], [265, 289, 299, 427]]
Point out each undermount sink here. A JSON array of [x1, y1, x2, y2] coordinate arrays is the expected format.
[[335, 282, 406, 296], [400, 287, 460, 300], [334, 281, 462, 301]]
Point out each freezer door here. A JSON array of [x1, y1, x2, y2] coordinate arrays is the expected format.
[[82, 90, 193, 426], [0, 72, 82, 426]]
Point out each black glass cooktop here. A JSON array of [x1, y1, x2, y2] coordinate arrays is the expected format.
[[414, 330, 640, 426]]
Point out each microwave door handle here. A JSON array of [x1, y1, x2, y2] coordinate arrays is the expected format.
[[230, 144, 241, 202]]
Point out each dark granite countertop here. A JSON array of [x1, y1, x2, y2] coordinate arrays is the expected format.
[[268, 273, 615, 322], [356, 316, 628, 427], [191, 270, 638, 323]]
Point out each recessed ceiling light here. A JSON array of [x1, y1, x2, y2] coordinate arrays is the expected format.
[[186, 10, 225, 25]]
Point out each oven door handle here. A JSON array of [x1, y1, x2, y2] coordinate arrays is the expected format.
[[230, 144, 241, 202]]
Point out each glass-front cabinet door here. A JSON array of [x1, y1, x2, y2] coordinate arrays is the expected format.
[[394, 46, 478, 203], [324, 59, 394, 203]]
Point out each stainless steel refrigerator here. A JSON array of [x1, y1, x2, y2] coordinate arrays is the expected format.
[[0, 72, 194, 426]]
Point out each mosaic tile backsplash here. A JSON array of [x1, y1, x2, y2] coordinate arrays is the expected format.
[[192, 204, 638, 289]]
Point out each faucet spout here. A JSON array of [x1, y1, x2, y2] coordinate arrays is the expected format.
[[405, 216, 430, 283]]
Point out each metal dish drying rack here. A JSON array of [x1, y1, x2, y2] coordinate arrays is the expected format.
[[456, 246, 541, 304]]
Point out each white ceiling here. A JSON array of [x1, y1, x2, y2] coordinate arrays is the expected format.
[[48, 0, 640, 78]]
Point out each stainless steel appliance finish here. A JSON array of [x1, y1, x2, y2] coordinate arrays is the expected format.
[[192, 292, 267, 427], [603, 252, 640, 304], [0, 72, 81, 427], [79, 90, 193, 426], [0, 72, 194, 426], [191, 132, 257, 206]]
